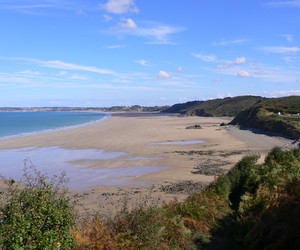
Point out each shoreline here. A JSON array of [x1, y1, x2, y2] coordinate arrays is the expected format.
[[0, 113, 292, 214], [0, 111, 110, 141]]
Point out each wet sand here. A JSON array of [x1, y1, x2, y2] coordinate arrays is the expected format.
[[0, 112, 291, 215]]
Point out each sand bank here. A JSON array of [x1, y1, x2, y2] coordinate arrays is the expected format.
[[0, 113, 291, 214]]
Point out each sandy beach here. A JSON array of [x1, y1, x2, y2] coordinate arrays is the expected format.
[[0, 113, 291, 215]]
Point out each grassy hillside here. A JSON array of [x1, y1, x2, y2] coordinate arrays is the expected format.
[[160, 100, 203, 114], [163, 95, 300, 139], [162, 96, 263, 117], [230, 96, 300, 139]]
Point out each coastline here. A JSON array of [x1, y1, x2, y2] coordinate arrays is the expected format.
[[0, 112, 291, 214], [0, 111, 109, 140]]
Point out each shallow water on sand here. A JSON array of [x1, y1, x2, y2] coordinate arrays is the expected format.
[[149, 140, 205, 145], [0, 147, 165, 190]]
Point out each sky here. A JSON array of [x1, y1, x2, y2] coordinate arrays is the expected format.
[[0, 0, 300, 107]]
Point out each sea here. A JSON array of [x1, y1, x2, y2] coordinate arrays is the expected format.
[[0, 111, 109, 138]]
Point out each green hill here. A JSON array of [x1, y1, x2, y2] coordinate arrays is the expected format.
[[230, 96, 300, 139], [162, 95, 263, 116], [163, 95, 300, 139], [160, 100, 203, 114]]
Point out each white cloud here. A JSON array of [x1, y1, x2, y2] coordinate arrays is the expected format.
[[1, 57, 117, 75], [110, 21, 185, 44], [281, 34, 294, 42], [260, 46, 300, 54], [234, 57, 247, 64], [105, 44, 125, 49], [56, 71, 68, 76], [18, 70, 42, 76], [137, 25, 184, 44], [157, 71, 172, 79], [0, 1, 95, 15], [136, 59, 150, 66], [70, 74, 89, 80], [100, 0, 139, 14], [119, 18, 137, 29], [270, 90, 300, 97], [176, 66, 184, 73], [103, 14, 112, 22], [112, 77, 130, 83], [212, 39, 248, 46], [33, 59, 116, 75], [192, 53, 217, 62], [237, 71, 252, 78], [211, 78, 223, 83], [216, 63, 231, 69]]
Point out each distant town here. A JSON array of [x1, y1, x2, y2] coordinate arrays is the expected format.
[[0, 105, 169, 113]]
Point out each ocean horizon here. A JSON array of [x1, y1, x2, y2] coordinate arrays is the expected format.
[[0, 111, 109, 139]]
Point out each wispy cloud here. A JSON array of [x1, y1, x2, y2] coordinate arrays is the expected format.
[[110, 21, 185, 44], [280, 34, 294, 42], [157, 71, 172, 80], [212, 38, 248, 46], [100, 0, 139, 14], [0, 0, 93, 14], [18, 70, 43, 76], [215, 57, 248, 69], [270, 89, 300, 97], [234, 57, 247, 64], [176, 66, 184, 73], [70, 74, 89, 81], [266, 1, 300, 7], [259, 46, 300, 54], [136, 59, 150, 66], [103, 14, 113, 22], [119, 18, 138, 29], [104, 44, 125, 49], [38, 59, 116, 75], [5, 57, 117, 75], [192, 53, 217, 62], [237, 70, 252, 78]]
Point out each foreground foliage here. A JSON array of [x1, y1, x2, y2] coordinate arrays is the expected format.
[[230, 147, 300, 249], [0, 167, 76, 249]]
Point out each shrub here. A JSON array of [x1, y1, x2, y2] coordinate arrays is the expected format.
[[210, 174, 231, 199], [227, 154, 260, 209], [0, 166, 76, 249], [232, 148, 300, 249]]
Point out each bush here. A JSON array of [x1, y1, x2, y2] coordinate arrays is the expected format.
[[0, 167, 76, 249], [227, 154, 260, 209], [210, 174, 231, 199]]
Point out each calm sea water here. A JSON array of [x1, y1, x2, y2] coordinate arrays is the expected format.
[[0, 112, 109, 138]]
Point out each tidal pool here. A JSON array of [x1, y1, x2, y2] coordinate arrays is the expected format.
[[0, 147, 165, 190]]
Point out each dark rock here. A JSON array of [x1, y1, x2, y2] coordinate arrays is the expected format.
[[186, 124, 202, 129], [192, 164, 226, 176], [160, 181, 208, 195]]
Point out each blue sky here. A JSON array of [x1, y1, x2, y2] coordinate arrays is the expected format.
[[0, 0, 300, 107]]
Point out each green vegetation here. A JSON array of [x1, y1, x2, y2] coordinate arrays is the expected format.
[[162, 96, 263, 116], [163, 95, 300, 139], [230, 96, 300, 139], [1, 147, 299, 249], [0, 167, 76, 249], [228, 147, 300, 249]]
